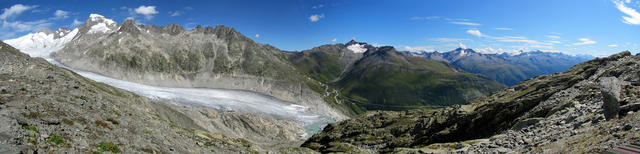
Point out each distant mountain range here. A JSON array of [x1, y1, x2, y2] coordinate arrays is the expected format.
[[289, 41, 505, 113], [405, 48, 594, 86]]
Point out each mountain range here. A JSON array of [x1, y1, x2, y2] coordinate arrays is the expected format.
[[405, 48, 594, 86], [2, 13, 637, 153]]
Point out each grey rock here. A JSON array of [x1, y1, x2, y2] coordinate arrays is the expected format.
[[600, 77, 622, 120]]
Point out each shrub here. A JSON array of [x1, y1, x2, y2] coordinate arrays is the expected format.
[[46, 134, 64, 145], [22, 125, 39, 133], [98, 142, 121, 153]]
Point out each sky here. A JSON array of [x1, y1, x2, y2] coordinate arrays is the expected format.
[[1, 0, 639, 56]]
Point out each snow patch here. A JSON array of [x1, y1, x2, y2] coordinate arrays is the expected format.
[[459, 50, 466, 56], [5, 28, 79, 59], [347, 44, 367, 53], [89, 13, 116, 25], [88, 23, 112, 34]]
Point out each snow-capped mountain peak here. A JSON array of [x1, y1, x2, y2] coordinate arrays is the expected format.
[[84, 14, 118, 34], [89, 14, 116, 25], [4, 28, 79, 58], [347, 43, 367, 53]]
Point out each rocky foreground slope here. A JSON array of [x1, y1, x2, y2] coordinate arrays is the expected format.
[[0, 41, 317, 153], [302, 51, 640, 153]]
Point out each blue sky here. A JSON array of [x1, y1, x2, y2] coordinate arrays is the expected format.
[[1, 0, 639, 56]]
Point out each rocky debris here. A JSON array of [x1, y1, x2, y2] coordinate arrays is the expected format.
[[0, 41, 315, 153], [302, 51, 640, 153]]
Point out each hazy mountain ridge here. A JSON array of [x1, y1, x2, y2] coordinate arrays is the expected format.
[[406, 48, 594, 86]]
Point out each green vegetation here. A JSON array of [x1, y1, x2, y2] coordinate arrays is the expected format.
[[97, 141, 121, 153], [22, 125, 39, 133], [75, 95, 88, 102], [46, 134, 64, 145]]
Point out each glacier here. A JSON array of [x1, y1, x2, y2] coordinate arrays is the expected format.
[[5, 28, 332, 135]]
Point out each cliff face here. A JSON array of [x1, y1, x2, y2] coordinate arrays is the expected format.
[[0, 41, 317, 153], [52, 16, 346, 121], [302, 51, 640, 153]]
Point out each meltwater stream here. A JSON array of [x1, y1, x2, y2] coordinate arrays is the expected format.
[[39, 56, 332, 135]]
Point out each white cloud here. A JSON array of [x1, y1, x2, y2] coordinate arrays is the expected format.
[[546, 35, 560, 39], [458, 42, 467, 49], [613, 0, 640, 25], [53, 10, 69, 19], [254, 34, 260, 38], [309, 14, 324, 22], [312, 4, 324, 9], [450, 21, 481, 26], [134, 5, 158, 20], [573, 38, 597, 45], [608, 44, 619, 47], [430, 38, 472, 42], [403, 46, 435, 52], [0, 4, 37, 20], [170, 11, 182, 17], [466, 29, 483, 37], [331, 38, 337, 42], [71, 19, 83, 26], [549, 41, 562, 44], [410, 16, 440, 20], [494, 27, 512, 30], [475, 47, 514, 54]]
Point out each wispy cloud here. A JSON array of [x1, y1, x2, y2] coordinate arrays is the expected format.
[[312, 4, 324, 9], [331, 38, 337, 42], [134, 5, 158, 20], [169, 7, 193, 17], [450, 21, 481, 26], [494, 27, 512, 30], [309, 14, 324, 22], [608, 44, 619, 47], [546, 35, 561, 39], [613, 0, 640, 25], [573, 38, 597, 45], [71, 19, 83, 26], [466, 29, 483, 37], [0, 4, 52, 39], [254, 34, 260, 38], [53, 10, 69, 20], [403, 45, 435, 52], [430, 38, 472, 42], [170, 11, 182, 17], [549, 41, 562, 44], [0, 4, 37, 20], [410, 16, 440, 20]]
